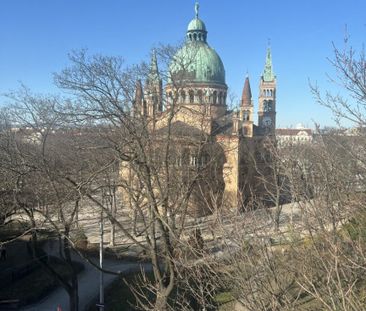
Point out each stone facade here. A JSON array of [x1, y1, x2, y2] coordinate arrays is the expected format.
[[122, 4, 277, 212]]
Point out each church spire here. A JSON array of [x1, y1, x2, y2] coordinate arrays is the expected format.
[[147, 49, 160, 83], [262, 46, 275, 82], [134, 79, 146, 116], [240, 74, 254, 136], [145, 49, 163, 116], [241, 75, 252, 107], [135, 79, 143, 104]]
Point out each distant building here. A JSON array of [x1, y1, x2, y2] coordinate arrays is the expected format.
[[276, 127, 313, 147]]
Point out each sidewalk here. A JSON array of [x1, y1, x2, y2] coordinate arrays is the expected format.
[[20, 257, 149, 311], [20, 239, 150, 311]]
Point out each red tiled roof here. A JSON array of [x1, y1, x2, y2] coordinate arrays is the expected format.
[[241, 76, 252, 107]]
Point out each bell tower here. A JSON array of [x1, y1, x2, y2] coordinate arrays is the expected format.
[[258, 46, 276, 135], [145, 50, 163, 119]]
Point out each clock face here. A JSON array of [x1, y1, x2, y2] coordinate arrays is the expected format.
[[263, 116, 272, 127]]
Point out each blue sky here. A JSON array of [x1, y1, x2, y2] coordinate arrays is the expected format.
[[1, 0, 365, 128]]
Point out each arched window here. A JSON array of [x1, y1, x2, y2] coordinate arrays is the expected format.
[[190, 154, 198, 167], [193, 33, 197, 41], [218, 92, 223, 105], [142, 100, 147, 114], [189, 90, 194, 104], [199, 154, 209, 167], [197, 90, 203, 104], [213, 91, 217, 104], [243, 111, 249, 121], [152, 95, 157, 108], [167, 92, 173, 105], [175, 153, 183, 166], [181, 91, 186, 104], [264, 100, 272, 112]]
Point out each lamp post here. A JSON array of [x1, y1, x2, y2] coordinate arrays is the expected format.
[[99, 209, 104, 311]]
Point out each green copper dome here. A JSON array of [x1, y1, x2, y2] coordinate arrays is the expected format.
[[187, 18, 206, 32], [170, 42, 225, 85], [168, 2, 226, 86]]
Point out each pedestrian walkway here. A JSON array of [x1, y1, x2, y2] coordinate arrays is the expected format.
[[20, 258, 149, 311], [19, 239, 150, 311]]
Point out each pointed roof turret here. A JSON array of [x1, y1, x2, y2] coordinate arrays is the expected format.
[[133, 79, 146, 116], [135, 79, 143, 103], [262, 46, 275, 82], [147, 49, 161, 84], [241, 75, 252, 107]]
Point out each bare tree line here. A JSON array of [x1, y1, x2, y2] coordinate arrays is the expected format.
[[1, 36, 366, 311]]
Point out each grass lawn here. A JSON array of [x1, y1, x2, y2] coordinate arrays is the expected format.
[[88, 272, 235, 311], [87, 271, 155, 311]]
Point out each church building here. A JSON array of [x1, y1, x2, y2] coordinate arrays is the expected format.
[[131, 3, 277, 212]]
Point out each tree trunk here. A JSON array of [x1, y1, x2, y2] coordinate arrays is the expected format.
[[154, 294, 169, 311], [109, 186, 117, 246], [110, 223, 115, 246]]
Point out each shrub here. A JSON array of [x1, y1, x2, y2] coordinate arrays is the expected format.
[[71, 228, 88, 249]]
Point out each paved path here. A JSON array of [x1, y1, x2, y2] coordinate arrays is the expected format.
[[20, 241, 150, 311]]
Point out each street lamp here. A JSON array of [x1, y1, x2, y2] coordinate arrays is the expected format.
[[99, 209, 104, 311]]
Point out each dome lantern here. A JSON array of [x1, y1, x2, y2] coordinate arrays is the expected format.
[[186, 2, 207, 43]]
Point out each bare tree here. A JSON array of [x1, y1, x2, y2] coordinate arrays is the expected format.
[[0, 90, 103, 311], [51, 48, 227, 310], [200, 35, 366, 311]]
